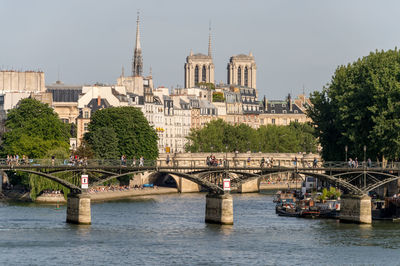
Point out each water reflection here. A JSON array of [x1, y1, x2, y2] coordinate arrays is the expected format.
[[205, 223, 233, 236]]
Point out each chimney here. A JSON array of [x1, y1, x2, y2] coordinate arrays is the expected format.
[[263, 95, 267, 112], [97, 95, 101, 106], [288, 94, 292, 112]]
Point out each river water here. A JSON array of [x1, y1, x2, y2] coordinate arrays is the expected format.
[[1, 192, 400, 265]]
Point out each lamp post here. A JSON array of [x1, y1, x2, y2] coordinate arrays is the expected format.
[[363, 145, 367, 188], [345, 145, 348, 164], [225, 145, 228, 168]]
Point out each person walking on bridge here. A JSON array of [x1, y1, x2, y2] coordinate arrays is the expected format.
[[260, 157, 265, 168], [139, 156, 144, 167]]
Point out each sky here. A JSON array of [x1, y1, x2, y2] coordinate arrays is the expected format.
[[1, 0, 400, 99]]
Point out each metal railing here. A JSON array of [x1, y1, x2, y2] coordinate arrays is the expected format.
[[2, 158, 400, 170]]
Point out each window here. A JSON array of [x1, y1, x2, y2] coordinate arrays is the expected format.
[[244, 67, 248, 87], [84, 123, 88, 132], [84, 111, 89, 118], [195, 65, 199, 85], [271, 103, 275, 107], [271, 110, 275, 114], [272, 118, 276, 124], [202, 65, 207, 82], [294, 110, 298, 114], [283, 110, 287, 114], [238, 66, 242, 85], [295, 119, 299, 122]]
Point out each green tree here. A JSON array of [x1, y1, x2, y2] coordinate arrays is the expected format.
[[85, 107, 158, 159], [212, 92, 225, 102], [1, 98, 70, 158], [185, 119, 318, 153], [308, 48, 400, 161], [88, 127, 119, 159], [197, 82, 215, 90]]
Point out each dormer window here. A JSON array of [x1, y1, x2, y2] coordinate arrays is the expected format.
[[271, 110, 275, 114], [283, 110, 287, 114], [282, 103, 286, 108], [294, 110, 298, 114]]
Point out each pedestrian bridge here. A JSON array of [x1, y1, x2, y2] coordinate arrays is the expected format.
[[2, 158, 400, 225]]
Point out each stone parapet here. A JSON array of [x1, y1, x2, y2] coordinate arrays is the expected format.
[[205, 193, 233, 225]]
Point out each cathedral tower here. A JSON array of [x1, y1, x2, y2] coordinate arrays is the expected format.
[[227, 52, 257, 89], [184, 27, 215, 88], [132, 12, 143, 77]]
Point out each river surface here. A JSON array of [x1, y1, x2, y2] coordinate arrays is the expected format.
[[1, 192, 400, 265]]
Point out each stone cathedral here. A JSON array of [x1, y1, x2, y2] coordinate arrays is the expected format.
[[184, 32, 256, 90]]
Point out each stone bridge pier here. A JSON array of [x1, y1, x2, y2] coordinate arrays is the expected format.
[[339, 194, 371, 224], [66, 193, 91, 225], [205, 193, 233, 225]]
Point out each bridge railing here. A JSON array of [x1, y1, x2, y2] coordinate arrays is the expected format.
[[320, 161, 400, 169], [2, 158, 400, 170]]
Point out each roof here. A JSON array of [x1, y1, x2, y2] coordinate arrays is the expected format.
[[46, 87, 82, 102], [78, 98, 111, 118], [262, 100, 304, 114]]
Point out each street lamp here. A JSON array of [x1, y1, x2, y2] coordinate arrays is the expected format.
[[363, 145, 367, 165], [363, 145, 367, 188], [225, 145, 228, 168], [345, 145, 348, 163]]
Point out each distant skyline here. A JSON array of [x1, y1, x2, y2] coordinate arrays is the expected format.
[[1, 0, 400, 99]]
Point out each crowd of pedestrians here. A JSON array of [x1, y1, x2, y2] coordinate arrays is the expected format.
[[347, 157, 372, 168], [40, 190, 63, 197], [88, 184, 157, 194], [6, 154, 29, 166], [127, 156, 144, 166]]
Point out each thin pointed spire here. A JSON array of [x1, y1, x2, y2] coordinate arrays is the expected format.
[[208, 21, 212, 57], [135, 11, 141, 50], [132, 10, 143, 76]]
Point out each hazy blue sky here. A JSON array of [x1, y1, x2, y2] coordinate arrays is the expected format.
[[1, 0, 400, 99]]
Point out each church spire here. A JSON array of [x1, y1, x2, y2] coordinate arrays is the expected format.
[[132, 11, 143, 76], [208, 21, 212, 57]]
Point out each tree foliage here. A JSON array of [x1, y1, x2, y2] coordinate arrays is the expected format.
[[308, 49, 400, 161], [197, 82, 215, 90], [85, 107, 158, 159], [1, 98, 70, 158], [87, 127, 119, 159], [185, 119, 317, 153], [212, 92, 225, 102]]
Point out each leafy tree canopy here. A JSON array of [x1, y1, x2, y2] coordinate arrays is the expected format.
[[197, 82, 215, 90], [308, 48, 400, 161], [185, 119, 317, 153], [85, 107, 158, 159], [212, 92, 225, 102], [87, 127, 119, 159], [1, 98, 70, 158]]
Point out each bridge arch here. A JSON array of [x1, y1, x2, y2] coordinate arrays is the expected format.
[[10, 169, 81, 193], [296, 171, 363, 194], [364, 172, 400, 193]]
